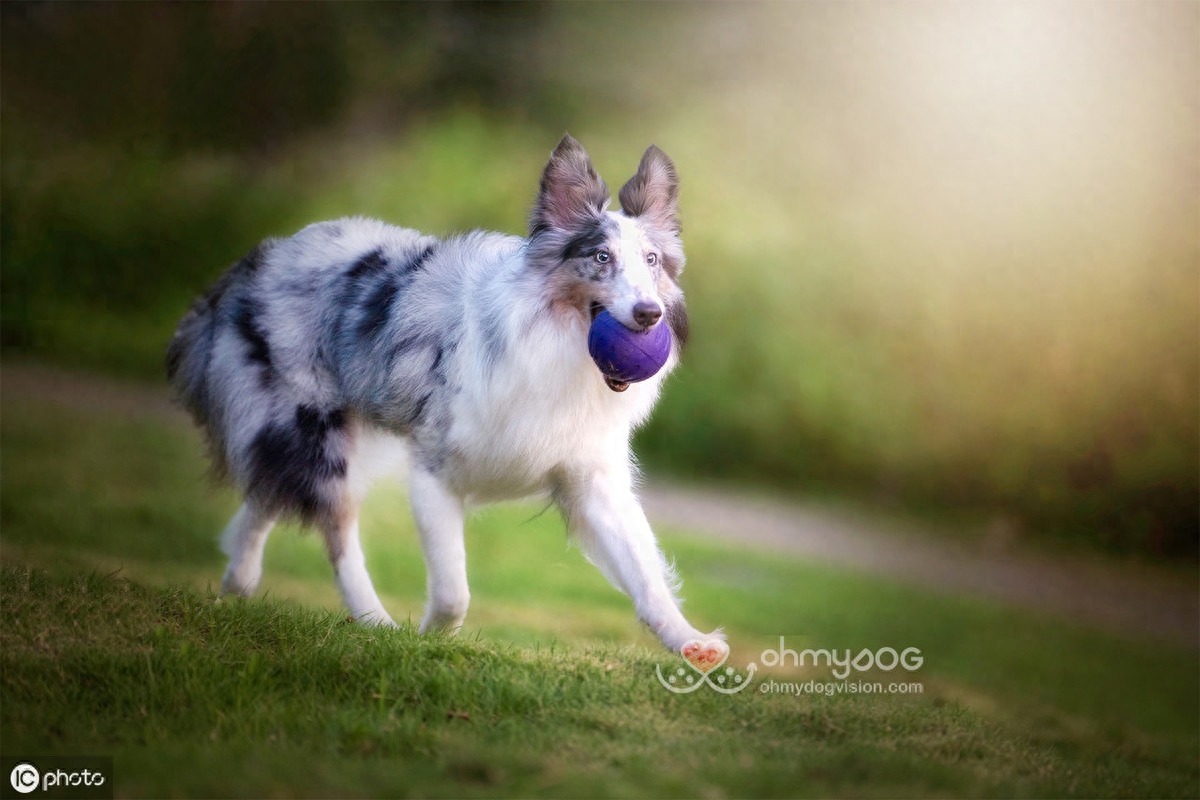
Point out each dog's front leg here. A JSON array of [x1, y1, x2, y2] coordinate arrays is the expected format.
[[410, 467, 470, 633], [558, 468, 724, 653]]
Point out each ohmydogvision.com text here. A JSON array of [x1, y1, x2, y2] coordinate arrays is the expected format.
[[760, 678, 924, 696]]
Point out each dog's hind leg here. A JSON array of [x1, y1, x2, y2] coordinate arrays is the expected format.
[[220, 501, 276, 597], [323, 512, 396, 627], [409, 467, 470, 633]]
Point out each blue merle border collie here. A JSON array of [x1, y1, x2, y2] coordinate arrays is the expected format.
[[167, 135, 724, 655]]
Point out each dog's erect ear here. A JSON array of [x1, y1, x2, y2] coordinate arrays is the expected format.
[[530, 134, 609, 236], [619, 145, 680, 233]]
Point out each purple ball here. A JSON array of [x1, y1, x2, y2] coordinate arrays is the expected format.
[[588, 308, 672, 385]]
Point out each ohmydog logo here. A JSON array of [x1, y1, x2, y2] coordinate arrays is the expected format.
[[656, 640, 757, 694], [760, 637, 924, 678]]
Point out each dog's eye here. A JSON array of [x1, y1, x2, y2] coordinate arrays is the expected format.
[[595, 251, 611, 264], [646, 253, 658, 266]]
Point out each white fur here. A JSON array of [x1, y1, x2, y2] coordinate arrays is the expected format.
[[329, 516, 396, 626], [220, 503, 274, 597]]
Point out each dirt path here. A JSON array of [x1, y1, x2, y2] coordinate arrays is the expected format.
[[642, 484, 1198, 648], [4, 360, 1197, 648]]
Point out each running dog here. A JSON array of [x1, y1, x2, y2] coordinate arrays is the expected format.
[[167, 135, 724, 655]]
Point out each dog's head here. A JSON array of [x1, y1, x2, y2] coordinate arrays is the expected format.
[[528, 135, 687, 350]]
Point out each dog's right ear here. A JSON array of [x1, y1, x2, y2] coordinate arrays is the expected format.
[[529, 134, 609, 237], [619, 145, 680, 234]]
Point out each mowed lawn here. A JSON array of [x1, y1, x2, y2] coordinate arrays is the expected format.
[[1, 391, 1197, 797]]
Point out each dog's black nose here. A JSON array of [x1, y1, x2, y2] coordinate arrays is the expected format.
[[632, 301, 662, 329]]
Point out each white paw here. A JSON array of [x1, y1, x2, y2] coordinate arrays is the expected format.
[[418, 612, 466, 634], [220, 567, 260, 598], [353, 609, 398, 627], [419, 594, 469, 634]]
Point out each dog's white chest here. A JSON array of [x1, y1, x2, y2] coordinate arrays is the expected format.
[[442, 336, 646, 502]]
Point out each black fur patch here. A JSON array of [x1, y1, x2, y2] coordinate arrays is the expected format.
[[358, 278, 398, 340], [666, 298, 690, 350], [167, 246, 265, 382], [346, 248, 388, 281], [239, 243, 267, 274], [407, 392, 432, 426], [350, 245, 436, 342], [401, 244, 436, 275], [233, 295, 273, 384], [247, 405, 348, 522], [560, 218, 611, 261], [430, 339, 459, 389]]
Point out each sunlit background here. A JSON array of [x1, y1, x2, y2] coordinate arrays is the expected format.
[[3, 1, 1196, 557]]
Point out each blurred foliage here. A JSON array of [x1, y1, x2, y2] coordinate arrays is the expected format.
[[1, 2, 1196, 557]]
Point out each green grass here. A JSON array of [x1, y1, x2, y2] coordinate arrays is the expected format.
[[1, 389, 1197, 796]]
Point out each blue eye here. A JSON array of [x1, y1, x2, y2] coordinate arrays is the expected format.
[[595, 251, 611, 264]]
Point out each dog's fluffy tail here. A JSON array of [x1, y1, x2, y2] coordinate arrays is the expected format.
[[166, 272, 228, 421], [166, 245, 265, 469], [166, 293, 217, 423]]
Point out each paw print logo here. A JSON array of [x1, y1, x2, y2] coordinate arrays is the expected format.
[[656, 639, 757, 694]]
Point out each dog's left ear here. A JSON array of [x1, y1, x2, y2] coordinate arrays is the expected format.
[[530, 134, 610, 237], [619, 145, 680, 234]]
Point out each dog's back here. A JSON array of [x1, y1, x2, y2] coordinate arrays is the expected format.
[[169, 217, 467, 524]]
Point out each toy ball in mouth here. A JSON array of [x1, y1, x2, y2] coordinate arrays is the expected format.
[[588, 308, 671, 392]]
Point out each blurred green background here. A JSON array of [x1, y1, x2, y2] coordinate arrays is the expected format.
[[2, 1, 1196, 557]]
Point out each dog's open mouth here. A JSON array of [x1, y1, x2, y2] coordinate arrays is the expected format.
[[589, 302, 629, 392]]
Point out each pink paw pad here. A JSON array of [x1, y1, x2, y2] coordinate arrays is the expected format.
[[680, 639, 729, 675]]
